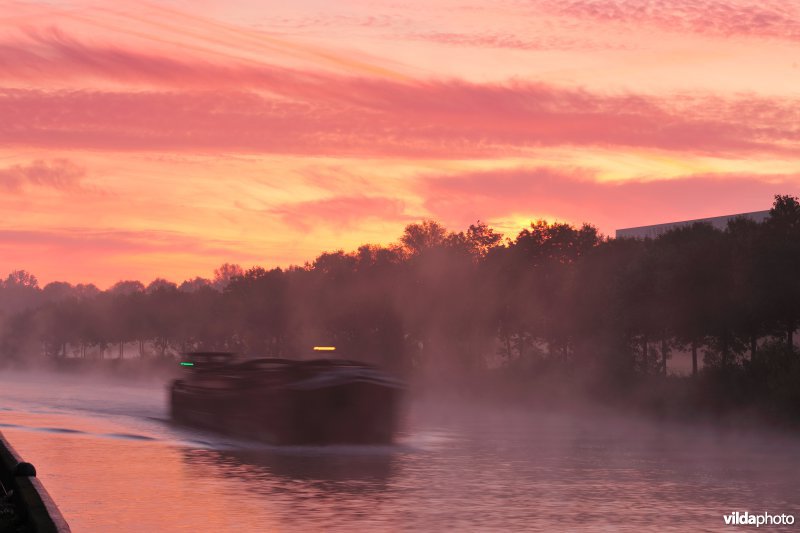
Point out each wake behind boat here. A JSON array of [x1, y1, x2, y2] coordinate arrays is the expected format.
[[169, 352, 404, 445]]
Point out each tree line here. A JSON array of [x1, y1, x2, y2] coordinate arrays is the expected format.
[[1, 195, 799, 414]]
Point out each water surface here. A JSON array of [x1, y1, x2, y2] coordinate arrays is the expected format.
[[0, 372, 798, 531]]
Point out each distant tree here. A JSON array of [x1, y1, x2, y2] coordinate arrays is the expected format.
[[110, 280, 145, 295], [178, 277, 212, 292], [312, 251, 357, 278], [505, 220, 602, 362], [654, 223, 721, 375], [145, 282, 182, 357], [0, 309, 40, 361], [213, 263, 244, 291], [0, 270, 42, 315], [569, 237, 645, 382], [464, 221, 503, 259], [400, 220, 447, 255], [618, 237, 659, 374], [225, 267, 288, 356], [726, 217, 769, 364], [177, 285, 230, 351], [763, 195, 800, 351], [39, 300, 78, 358], [42, 281, 74, 302], [354, 244, 404, 271], [146, 278, 178, 294], [5, 208, 800, 421], [74, 284, 101, 299], [107, 285, 148, 356], [4, 270, 39, 289]]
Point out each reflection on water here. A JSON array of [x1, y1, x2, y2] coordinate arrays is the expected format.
[[182, 448, 399, 529], [0, 373, 799, 531], [184, 447, 396, 487]]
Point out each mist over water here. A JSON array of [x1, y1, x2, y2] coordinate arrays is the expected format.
[[0, 371, 798, 532]]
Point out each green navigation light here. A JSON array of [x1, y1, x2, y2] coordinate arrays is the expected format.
[[179, 362, 194, 366]]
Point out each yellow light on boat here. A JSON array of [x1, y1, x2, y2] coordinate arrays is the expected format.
[[313, 346, 336, 351]]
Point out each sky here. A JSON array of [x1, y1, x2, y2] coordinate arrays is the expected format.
[[1, 0, 799, 287]]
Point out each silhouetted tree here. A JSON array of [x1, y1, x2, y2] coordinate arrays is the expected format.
[[763, 195, 800, 352], [400, 220, 447, 255], [1, 200, 799, 420], [213, 263, 244, 291]]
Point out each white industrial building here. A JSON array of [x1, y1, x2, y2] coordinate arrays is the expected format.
[[615, 210, 770, 240]]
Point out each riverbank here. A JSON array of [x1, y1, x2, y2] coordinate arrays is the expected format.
[[1, 356, 181, 384], [3, 353, 799, 435], [411, 362, 800, 435]]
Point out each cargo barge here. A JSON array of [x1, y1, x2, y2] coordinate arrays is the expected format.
[[170, 353, 404, 445], [0, 432, 70, 532]]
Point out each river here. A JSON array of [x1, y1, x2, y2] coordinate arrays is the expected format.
[[0, 371, 798, 531]]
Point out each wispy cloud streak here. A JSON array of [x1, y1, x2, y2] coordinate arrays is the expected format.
[[422, 166, 800, 229], [268, 195, 408, 230], [0, 14, 797, 158], [1, 78, 798, 157], [540, 0, 800, 42], [0, 159, 85, 192], [0, 226, 261, 258]]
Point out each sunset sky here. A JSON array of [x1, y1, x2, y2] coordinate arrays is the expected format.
[[2, 0, 799, 287]]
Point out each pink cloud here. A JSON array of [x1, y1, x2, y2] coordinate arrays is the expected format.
[[0, 29, 798, 158], [0, 226, 267, 287], [268, 195, 409, 231], [542, 0, 800, 42], [1, 81, 798, 157], [420, 167, 800, 233], [0, 27, 286, 88], [0, 159, 85, 192], [259, 11, 625, 51], [0, 227, 260, 257], [404, 30, 628, 51]]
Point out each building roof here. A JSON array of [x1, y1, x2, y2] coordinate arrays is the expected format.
[[615, 210, 770, 239]]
